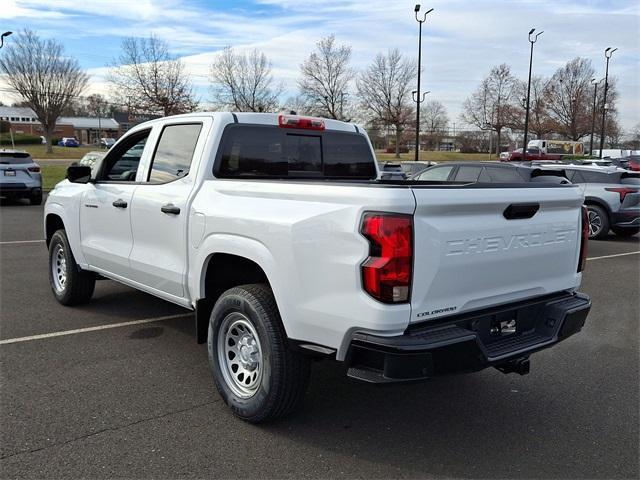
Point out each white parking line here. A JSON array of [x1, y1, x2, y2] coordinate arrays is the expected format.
[[0, 313, 193, 345], [587, 251, 640, 261], [0, 240, 45, 245]]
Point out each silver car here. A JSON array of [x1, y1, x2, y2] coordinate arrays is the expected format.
[[0, 149, 43, 205], [540, 165, 639, 239]]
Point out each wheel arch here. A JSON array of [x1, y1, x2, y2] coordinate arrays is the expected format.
[[45, 213, 65, 247], [195, 250, 280, 344], [584, 196, 612, 218]]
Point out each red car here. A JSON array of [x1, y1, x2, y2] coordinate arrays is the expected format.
[[625, 156, 640, 171]]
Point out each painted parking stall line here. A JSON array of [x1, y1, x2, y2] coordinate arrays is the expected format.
[[587, 251, 640, 261], [0, 240, 45, 245], [0, 313, 193, 346]]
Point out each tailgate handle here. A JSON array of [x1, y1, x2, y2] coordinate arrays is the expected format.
[[503, 203, 539, 220]]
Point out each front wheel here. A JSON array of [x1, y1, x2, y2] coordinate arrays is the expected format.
[[208, 284, 310, 423], [48, 230, 95, 305]]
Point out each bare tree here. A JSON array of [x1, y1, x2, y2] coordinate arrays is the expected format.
[[0, 29, 88, 153], [108, 35, 198, 116], [299, 35, 353, 120], [422, 100, 449, 150], [545, 57, 599, 141], [461, 64, 517, 156], [209, 47, 282, 112], [356, 49, 415, 158], [509, 76, 555, 139], [625, 122, 640, 150]]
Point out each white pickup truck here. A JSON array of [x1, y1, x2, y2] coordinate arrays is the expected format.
[[45, 112, 591, 422]]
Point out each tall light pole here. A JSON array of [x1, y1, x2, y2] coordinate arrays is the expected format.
[[522, 28, 543, 162], [0, 31, 13, 49], [589, 78, 599, 155], [414, 4, 434, 162], [599, 47, 617, 158]]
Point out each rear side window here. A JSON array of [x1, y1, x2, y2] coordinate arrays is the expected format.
[[485, 166, 526, 183], [415, 166, 453, 181], [216, 125, 376, 179], [0, 152, 32, 164], [148, 123, 202, 183], [578, 171, 613, 184], [454, 166, 482, 182]]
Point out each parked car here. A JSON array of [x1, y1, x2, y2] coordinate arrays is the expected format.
[[377, 161, 407, 180], [45, 112, 591, 422], [624, 155, 640, 172], [100, 137, 116, 149], [410, 161, 569, 184], [77, 151, 106, 175], [58, 137, 79, 147], [0, 149, 43, 204], [538, 164, 639, 239]]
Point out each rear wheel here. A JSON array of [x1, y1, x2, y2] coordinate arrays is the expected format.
[[48, 230, 95, 305], [611, 226, 639, 237], [30, 190, 43, 205], [208, 284, 310, 423], [586, 205, 609, 240]]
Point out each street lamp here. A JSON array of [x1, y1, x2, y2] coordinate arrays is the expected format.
[[599, 47, 617, 158], [522, 28, 543, 162], [412, 89, 430, 156], [589, 78, 600, 155], [413, 4, 434, 161], [0, 31, 13, 49]]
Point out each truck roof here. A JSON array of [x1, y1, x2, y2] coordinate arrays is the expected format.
[[135, 112, 362, 134]]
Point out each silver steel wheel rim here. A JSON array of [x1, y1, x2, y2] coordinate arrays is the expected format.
[[52, 244, 67, 292], [217, 313, 263, 398], [588, 210, 602, 236]]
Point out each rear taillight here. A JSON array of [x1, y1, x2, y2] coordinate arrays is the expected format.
[[360, 213, 413, 303], [28, 166, 41, 173], [605, 187, 637, 202], [578, 206, 589, 273], [278, 114, 325, 130]]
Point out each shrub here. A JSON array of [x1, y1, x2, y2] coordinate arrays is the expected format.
[[0, 133, 43, 145]]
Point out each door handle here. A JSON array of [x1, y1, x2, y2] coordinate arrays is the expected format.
[[503, 203, 539, 220], [161, 203, 181, 215], [112, 199, 128, 209]]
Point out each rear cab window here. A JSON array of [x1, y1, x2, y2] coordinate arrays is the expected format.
[[215, 125, 377, 180]]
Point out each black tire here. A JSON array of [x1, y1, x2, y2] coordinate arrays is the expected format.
[[586, 204, 610, 240], [208, 284, 310, 423], [30, 191, 43, 205], [48, 229, 95, 305], [611, 226, 640, 237]]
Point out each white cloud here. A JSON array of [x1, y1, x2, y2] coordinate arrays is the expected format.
[[1, 0, 638, 130]]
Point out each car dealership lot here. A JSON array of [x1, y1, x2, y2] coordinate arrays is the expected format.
[[1, 200, 638, 479]]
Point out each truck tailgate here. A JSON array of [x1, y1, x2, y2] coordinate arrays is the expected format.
[[409, 185, 584, 323]]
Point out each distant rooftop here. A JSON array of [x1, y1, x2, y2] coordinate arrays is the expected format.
[[0, 106, 118, 128]]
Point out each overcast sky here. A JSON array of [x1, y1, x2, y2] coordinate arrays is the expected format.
[[1, 0, 639, 131]]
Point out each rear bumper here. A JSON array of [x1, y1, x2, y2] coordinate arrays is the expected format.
[[346, 292, 591, 383], [611, 209, 640, 228], [0, 182, 41, 197]]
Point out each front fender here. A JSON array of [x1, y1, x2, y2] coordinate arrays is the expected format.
[[44, 200, 88, 267]]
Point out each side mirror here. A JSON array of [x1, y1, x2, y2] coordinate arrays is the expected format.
[[67, 165, 92, 184]]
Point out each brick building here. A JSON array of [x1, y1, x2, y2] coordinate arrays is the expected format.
[[0, 106, 119, 144]]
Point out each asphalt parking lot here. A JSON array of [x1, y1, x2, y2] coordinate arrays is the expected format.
[[1, 198, 638, 479]]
